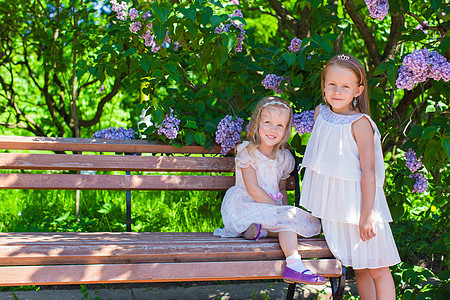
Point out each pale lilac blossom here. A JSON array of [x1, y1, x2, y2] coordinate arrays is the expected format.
[[130, 21, 142, 33], [405, 149, 423, 173], [292, 110, 315, 134], [129, 8, 139, 21], [156, 108, 180, 140], [215, 115, 244, 155], [262, 74, 290, 94], [365, 0, 389, 21], [409, 173, 428, 193], [288, 38, 302, 53]]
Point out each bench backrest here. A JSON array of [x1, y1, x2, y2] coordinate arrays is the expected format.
[[0, 135, 297, 191]]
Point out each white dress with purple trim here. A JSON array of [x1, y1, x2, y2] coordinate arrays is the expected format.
[[213, 141, 321, 238], [300, 104, 400, 269]]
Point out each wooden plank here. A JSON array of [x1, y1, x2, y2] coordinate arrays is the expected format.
[[0, 135, 223, 154], [0, 233, 333, 266], [0, 173, 235, 190], [0, 260, 342, 286], [0, 153, 235, 172], [0, 173, 296, 191]]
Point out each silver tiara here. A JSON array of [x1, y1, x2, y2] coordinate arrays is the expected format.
[[261, 100, 290, 110]]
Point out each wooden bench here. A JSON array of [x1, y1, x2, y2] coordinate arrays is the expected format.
[[0, 135, 346, 299]]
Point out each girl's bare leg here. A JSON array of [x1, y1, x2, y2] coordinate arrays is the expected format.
[[369, 267, 395, 300], [355, 269, 376, 300], [278, 231, 299, 257]]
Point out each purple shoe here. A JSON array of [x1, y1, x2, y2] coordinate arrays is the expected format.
[[283, 266, 326, 285], [243, 223, 262, 240]]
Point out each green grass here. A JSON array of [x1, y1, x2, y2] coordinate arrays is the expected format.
[[0, 189, 226, 233]]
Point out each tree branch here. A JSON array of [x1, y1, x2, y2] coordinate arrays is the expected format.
[[78, 72, 127, 127], [381, 11, 404, 62], [344, 0, 381, 67]]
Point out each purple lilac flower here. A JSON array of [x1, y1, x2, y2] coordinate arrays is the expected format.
[[409, 173, 428, 193], [235, 34, 245, 52], [156, 108, 180, 140], [365, 0, 389, 21], [230, 9, 243, 18], [215, 115, 244, 155], [111, 0, 128, 13], [129, 8, 138, 21], [143, 11, 152, 20], [173, 41, 180, 51], [262, 74, 290, 94], [93, 127, 135, 140], [405, 149, 423, 173], [98, 84, 105, 94], [396, 49, 450, 90], [288, 38, 302, 53], [164, 33, 171, 44], [229, 0, 239, 4], [292, 110, 315, 134], [130, 21, 142, 34], [214, 25, 224, 34], [117, 10, 127, 21]]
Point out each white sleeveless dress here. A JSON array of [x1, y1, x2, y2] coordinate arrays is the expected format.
[[214, 141, 321, 238], [300, 105, 400, 269]]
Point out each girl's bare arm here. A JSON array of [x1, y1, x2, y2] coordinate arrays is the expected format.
[[242, 166, 281, 206], [352, 116, 376, 242]]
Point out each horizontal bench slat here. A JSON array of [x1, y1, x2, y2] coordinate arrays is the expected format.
[[0, 135, 222, 154], [0, 233, 333, 266], [0, 260, 342, 286], [0, 153, 235, 172], [0, 173, 235, 190], [0, 174, 296, 190]]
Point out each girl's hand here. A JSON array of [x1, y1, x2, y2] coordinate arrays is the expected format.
[[359, 213, 376, 242]]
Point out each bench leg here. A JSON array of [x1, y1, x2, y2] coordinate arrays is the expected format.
[[330, 266, 346, 300], [126, 171, 132, 232], [286, 282, 296, 300]]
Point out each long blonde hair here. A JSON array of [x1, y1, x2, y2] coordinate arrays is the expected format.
[[246, 96, 293, 159], [321, 54, 370, 115]]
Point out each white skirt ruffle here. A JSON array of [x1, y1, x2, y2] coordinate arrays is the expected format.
[[300, 169, 392, 225], [322, 219, 401, 269]]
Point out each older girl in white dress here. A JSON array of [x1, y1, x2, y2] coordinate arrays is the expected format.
[[300, 54, 400, 299]]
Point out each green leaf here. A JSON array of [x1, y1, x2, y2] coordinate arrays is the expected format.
[[215, 45, 228, 64], [200, 7, 213, 26], [386, 65, 397, 87], [441, 136, 450, 158], [423, 139, 441, 170], [222, 33, 237, 53], [122, 47, 136, 58], [186, 130, 195, 145], [185, 120, 198, 129], [208, 0, 223, 8], [291, 75, 303, 88], [165, 61, 178, 74], [194, 132, 206, 145], [430, 0, 442, 12], [185, 20, 198, 35], [308, 0, 322, 9], [151, 3, 171, 23], [372, 63, 387, 76], [283, 53, 296, 66], [440, 36, 450, 53], [296, 54, 306, 69], [401, 0, 410, 12], [170, 141, 183, 149], [180, 7, 196, 23], [153, 20, 167, 42], [140, 55, 152, 72], [210, 15, 223, 27], [421, 126, 437, 140]]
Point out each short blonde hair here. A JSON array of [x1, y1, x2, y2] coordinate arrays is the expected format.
[[246, 96, 293, 159]]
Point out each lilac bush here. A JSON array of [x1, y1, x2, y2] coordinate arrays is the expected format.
[[93, 127, 135, 140], [215, 115, 244, 155], [262, 74, 290, 94], [292, 110, 315, 134], [365, 0, 389, 21], [156, 108, 181, 140], [396, 49, 450, 90], [214, 9, 246, 52], [405, 149, 423, 173], [409, 173, 428, 193], [288, 38, 302, 53]]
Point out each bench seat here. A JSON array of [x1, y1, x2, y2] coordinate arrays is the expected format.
[[0, 232, 341, 286]]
